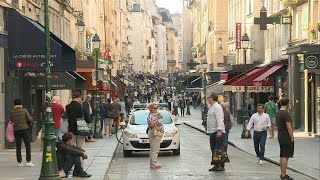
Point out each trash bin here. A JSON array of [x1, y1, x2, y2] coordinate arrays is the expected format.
[[236, 110, 243, 124]]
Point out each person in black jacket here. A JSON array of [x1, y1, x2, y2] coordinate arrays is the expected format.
[[221, 102, 233, 151], [56, 132, 92, 178], [82, 95, 95, 142], [65, 92, 85, 147]]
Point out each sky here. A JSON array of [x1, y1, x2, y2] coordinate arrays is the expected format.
[[155, 0, 183, 13]]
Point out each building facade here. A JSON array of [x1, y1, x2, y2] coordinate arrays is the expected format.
[[0, 0, 120, 150], [159, 8, 176, 73], [182, 0, 193, 70]]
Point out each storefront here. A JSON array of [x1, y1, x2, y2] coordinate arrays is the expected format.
[[223, 62, 287, 123], [286, 44, 320, 135], [5, 9, 78, 147]]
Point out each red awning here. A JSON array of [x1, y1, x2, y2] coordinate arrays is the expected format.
[[253, 63, 286, 82], [223, 68, 255, 85], [230, 66, 273, 86]]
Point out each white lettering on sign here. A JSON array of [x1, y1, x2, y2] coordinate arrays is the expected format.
[[236, 23, 242, 49], [232, 86, 274, 93]]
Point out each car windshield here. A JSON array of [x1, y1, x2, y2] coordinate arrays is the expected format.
[[130, 111, 172, 125]]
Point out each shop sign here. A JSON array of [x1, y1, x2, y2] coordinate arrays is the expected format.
[[86, 35, 92, 54], [232, 86, 274, 93], [304, 55, 320, 69], [236, 23, 241, 49]]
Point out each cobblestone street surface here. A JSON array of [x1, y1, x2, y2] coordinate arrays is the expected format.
[[105, 125, 312, 180], [184, 108, 320, 179]]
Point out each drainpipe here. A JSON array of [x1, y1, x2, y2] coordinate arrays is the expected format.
[[304, 0, 311, 134]]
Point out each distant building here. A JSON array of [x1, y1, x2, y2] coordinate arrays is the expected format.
[[182, 0, 193, 70]]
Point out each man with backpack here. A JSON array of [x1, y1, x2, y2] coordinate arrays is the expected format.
[[103, 98, 114, 136], [264, 96, 279, 139]]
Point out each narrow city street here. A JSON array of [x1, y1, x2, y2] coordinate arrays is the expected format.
[[105, 124, 312, 180]]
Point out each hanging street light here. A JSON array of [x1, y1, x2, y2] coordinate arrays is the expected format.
[[76, 20, 85, 33]]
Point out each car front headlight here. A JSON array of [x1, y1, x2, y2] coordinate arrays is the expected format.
[[124, 131, 137, 138], [164, 127, 179, 137]]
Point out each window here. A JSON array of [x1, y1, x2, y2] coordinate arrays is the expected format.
[[265, 30, 269, 49], [247, 0, 252, 15]]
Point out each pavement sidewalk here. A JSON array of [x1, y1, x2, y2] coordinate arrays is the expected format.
[[182, 108, 320, 180], [0, 136, 118, 180]]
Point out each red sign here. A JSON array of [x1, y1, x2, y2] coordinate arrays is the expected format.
[[236, 23, 241, 49], [104, 48, 110, 60]]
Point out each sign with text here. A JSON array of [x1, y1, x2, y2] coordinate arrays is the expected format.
[[8, 9, 76, 71], [104, 48, 110, 60], [236, 23, 241, 49], [232, 86, 274, 93]]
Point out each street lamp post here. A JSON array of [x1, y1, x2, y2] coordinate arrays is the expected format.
[[240, 33, 252, 139], [108, 61, 113, 99], [39, 0, 60, 179], [201, 60, 208, 124], [186, 71, 191, 115], [92, 34, 103, 139]]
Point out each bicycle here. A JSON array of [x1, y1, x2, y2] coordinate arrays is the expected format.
[[116, 121, 126, 144]]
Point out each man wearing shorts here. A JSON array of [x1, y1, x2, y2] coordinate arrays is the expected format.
[[104, 98, 114, 136], [264, 96, 278, 138], [276, 97, 294, 180]]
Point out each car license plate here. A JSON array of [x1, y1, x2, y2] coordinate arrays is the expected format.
[[140, 139, 149, 144]]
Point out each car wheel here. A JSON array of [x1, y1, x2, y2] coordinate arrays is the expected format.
[[172, 145, 180, 156], [123, 150, 132, 157]]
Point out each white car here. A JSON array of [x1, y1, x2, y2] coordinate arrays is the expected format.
[[122, 110, 180, 157]]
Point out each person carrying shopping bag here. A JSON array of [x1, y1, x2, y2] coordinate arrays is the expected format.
[[10, 99, 35, 167]]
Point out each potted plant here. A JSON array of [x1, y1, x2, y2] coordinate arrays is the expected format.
[[308, 23, 318, 42]]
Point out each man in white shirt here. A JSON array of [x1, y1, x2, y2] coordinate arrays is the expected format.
[[246, 103, 271, 165], [206, 93, 226, 172], [119, 98, 126, 122]]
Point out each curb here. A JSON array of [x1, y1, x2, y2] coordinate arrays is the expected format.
[[104, 141, 119, 180], [183, 122, 318, 180]]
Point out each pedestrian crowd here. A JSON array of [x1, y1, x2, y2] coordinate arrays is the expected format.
[[204, 93, 294, 180], [7, 85, 294, 180]]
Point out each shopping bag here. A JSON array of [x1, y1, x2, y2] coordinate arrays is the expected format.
[[6, 121, 15, 142], [211, 146, 227, 164], [76, 119, 91, 136], [60, 118, 68, 134]]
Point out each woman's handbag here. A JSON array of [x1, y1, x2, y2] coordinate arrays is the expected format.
[[153, 125, 158, 136], [6, 121, 15, 142], [76, 118, 91, 136]]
